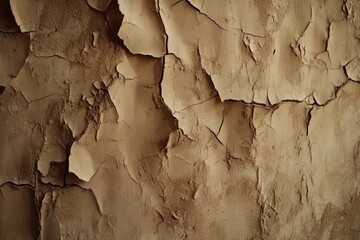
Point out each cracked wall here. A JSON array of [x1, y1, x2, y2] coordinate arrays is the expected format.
[[0, 0, 360, 239]]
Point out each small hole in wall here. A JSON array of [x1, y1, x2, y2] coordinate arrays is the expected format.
[[273, 49, 276, 55], [0, 86, 5, 95]]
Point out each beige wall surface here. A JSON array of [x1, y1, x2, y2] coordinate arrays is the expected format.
[[1, 0, 360, 239]]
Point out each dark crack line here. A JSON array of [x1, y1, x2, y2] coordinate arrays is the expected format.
[[157, 0, 169, 56], [32, 54, 80, 65], [29, 92, 58, 103], [182, 0, 228, 31], [174, 96, 217, 113], [0, 181, 35, 190], [305, 107, 313, 136], [306, 107, 314, 164], [205, 126, 223, 146], [216, 110, 225, 136], [235, 27, 265, 38], [158, 56, 179, 129]]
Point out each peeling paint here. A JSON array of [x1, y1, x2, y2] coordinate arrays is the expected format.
[[1, 0, 360, 239]]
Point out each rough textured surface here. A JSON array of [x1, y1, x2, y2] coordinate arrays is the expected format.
[[0, 0, 360, 239]]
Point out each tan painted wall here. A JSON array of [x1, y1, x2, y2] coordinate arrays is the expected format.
[[1, 0, 360, 239]]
